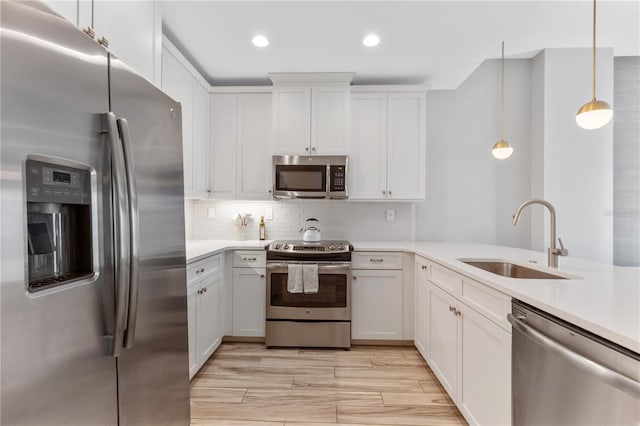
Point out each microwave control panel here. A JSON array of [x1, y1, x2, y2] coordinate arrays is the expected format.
[[329, 165, 346, 192]]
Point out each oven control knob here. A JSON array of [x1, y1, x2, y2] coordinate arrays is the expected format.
[[329, 245, 336, 251], [283, 244, 290, 250], [338, 245, 345, 250], [274, 244, 281, 249]]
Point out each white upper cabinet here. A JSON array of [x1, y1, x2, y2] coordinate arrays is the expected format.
[[210, 91, 273, 199], [42, 0, 160, 85], [270, 73, 353, 155], [161, 39, 210, 199], [350, 88, 426, 201]]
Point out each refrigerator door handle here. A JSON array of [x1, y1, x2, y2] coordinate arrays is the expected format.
[[117, 118, 140, 349], [104, 112, 131, 357]]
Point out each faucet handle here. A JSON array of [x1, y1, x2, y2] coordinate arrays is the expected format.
[[557, 238, 569, 256]]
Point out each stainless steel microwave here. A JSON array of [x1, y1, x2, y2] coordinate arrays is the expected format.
[[272, 155, 348, 200]]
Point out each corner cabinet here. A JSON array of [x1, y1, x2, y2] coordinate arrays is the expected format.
[[161, 38, 210, 199], [209, 91, 273, 199], [350, 89, 426, 200], [187, 254, 224, 379], [415, 257, 512, 426]]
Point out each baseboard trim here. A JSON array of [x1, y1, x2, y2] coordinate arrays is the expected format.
[[222, 336, 266, 343], [351, 339, 414, 346]]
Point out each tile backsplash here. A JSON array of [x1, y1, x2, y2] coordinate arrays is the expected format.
[[188, 199, 415, 242]]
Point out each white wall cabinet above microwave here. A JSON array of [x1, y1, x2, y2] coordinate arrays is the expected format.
[[270, 73, 354, 156], [209, 91, 273, 200], [349, 90, 426, 201]]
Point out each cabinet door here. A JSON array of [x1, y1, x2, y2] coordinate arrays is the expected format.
[[237, 93, 273, 198], [427, 282, 459, 400], [311, 87, 349, 154], [387, 92, 426, 200], [414, 259, 430, 360], [458, 304, 511, 426], [349, 93, 388, 199], [210, 93, 237, 197], [197, 273, 221, 364], [93, 0, 158, 83], [187, 283, 199, 379], [351, 270, 403, 340], [273, 87, 311, 154], [193, 83, 210, 198], [161, 48, 195, 197], [232, 268, 266, 337]]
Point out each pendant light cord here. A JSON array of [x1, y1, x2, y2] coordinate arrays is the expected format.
[[592, 0, 596, 101], [500, 41, 505, 141]]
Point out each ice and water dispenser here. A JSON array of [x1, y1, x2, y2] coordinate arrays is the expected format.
[[25, 159, 93, 292]]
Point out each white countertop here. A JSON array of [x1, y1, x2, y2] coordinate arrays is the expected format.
[[185, 239, 640, 353]]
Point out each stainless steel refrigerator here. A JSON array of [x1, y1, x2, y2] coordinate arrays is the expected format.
[[1, 1, 190, 424]]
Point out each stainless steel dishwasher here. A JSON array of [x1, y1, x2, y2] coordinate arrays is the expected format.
[[508, 300, 640, 425]]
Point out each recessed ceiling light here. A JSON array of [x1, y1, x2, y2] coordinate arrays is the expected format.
[[252, 35, 269, 48], [362, 34, 380, 47]]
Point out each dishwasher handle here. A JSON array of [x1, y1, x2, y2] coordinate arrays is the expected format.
[[508, 313, 640, 398]]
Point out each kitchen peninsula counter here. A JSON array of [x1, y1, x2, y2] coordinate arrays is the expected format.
[[186, 239, 640, 353]]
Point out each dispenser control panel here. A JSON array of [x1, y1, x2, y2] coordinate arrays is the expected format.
[[26, 160, 91, 205]]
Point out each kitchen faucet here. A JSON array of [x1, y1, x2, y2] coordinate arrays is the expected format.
[[512, 199, 568, 268]]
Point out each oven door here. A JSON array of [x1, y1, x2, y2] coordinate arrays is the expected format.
[[266, 262, 351, 321]]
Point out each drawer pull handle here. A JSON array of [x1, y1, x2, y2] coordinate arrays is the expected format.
[[195, 267, 205, 274], [370, 258, 384, 263], [244, 257, 257, 261]]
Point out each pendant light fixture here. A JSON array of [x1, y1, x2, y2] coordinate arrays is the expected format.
[[576, 0, 613, 129], [492, 41, 513, 160]]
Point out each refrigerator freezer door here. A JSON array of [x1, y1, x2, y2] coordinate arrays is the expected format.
[[108, 55, 190, 425], [0, 2, 118, 425]]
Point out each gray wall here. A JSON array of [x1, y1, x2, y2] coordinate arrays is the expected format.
[[415, 58, 532, 249], [614, 56, 640, 266]]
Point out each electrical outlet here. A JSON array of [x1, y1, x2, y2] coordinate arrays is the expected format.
[[386, 209, 395, 221], [207, 208, 216, 219]]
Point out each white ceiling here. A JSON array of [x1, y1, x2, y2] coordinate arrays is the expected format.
[[160, 1, 640, 89]]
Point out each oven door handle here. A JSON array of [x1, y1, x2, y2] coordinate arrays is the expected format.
[[267, 263, 351, 275]]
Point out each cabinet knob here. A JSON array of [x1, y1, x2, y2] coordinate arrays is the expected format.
[[422, 265, 427, 270], [83, 27, 95, 39], [305, 147, 309, 151], [204, 287, 208, 293], [311, 147, 316, 151], [352, 276, 357, 280], [260, 274, 265, 278], [382, 190, 386, 195], [388, 190, 392, 196], [449, 306, 454, 312], [97, 36, 109, 48]]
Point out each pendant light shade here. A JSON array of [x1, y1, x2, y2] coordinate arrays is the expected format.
[[576, 0, 613, 129], [492, 41, 513, 160]]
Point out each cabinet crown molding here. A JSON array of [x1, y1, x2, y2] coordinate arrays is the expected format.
[[269, 72, 355, 86]]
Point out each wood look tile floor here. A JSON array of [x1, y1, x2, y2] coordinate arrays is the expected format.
[[190, 343, 467, 426]]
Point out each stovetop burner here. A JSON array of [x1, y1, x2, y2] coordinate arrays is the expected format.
[[267, 240, 352, 261]]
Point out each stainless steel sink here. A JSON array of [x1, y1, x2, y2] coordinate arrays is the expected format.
[[459, 259, 567, 280]]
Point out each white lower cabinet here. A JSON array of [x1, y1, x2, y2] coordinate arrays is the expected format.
[[414, 257, 430, 359], [416, 259, 512, 425], [427, 282, 459, 398], [352, 269, 403, 340], [232, 268, 266, 336], [187, 255, 223, 379]]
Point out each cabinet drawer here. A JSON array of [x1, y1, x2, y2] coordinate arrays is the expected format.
[[462, 278, 511, 330], [352, 252, 403, 269], [233, 250, 266, 268], [187, 254, 222, 284], [428, 262, 462, 296]]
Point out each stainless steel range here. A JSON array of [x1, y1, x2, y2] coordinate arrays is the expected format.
[[265, 240, 352, 349]]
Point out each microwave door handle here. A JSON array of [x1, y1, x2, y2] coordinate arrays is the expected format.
[[117, 118, 140, 350], [103, 112, 131, 357]]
